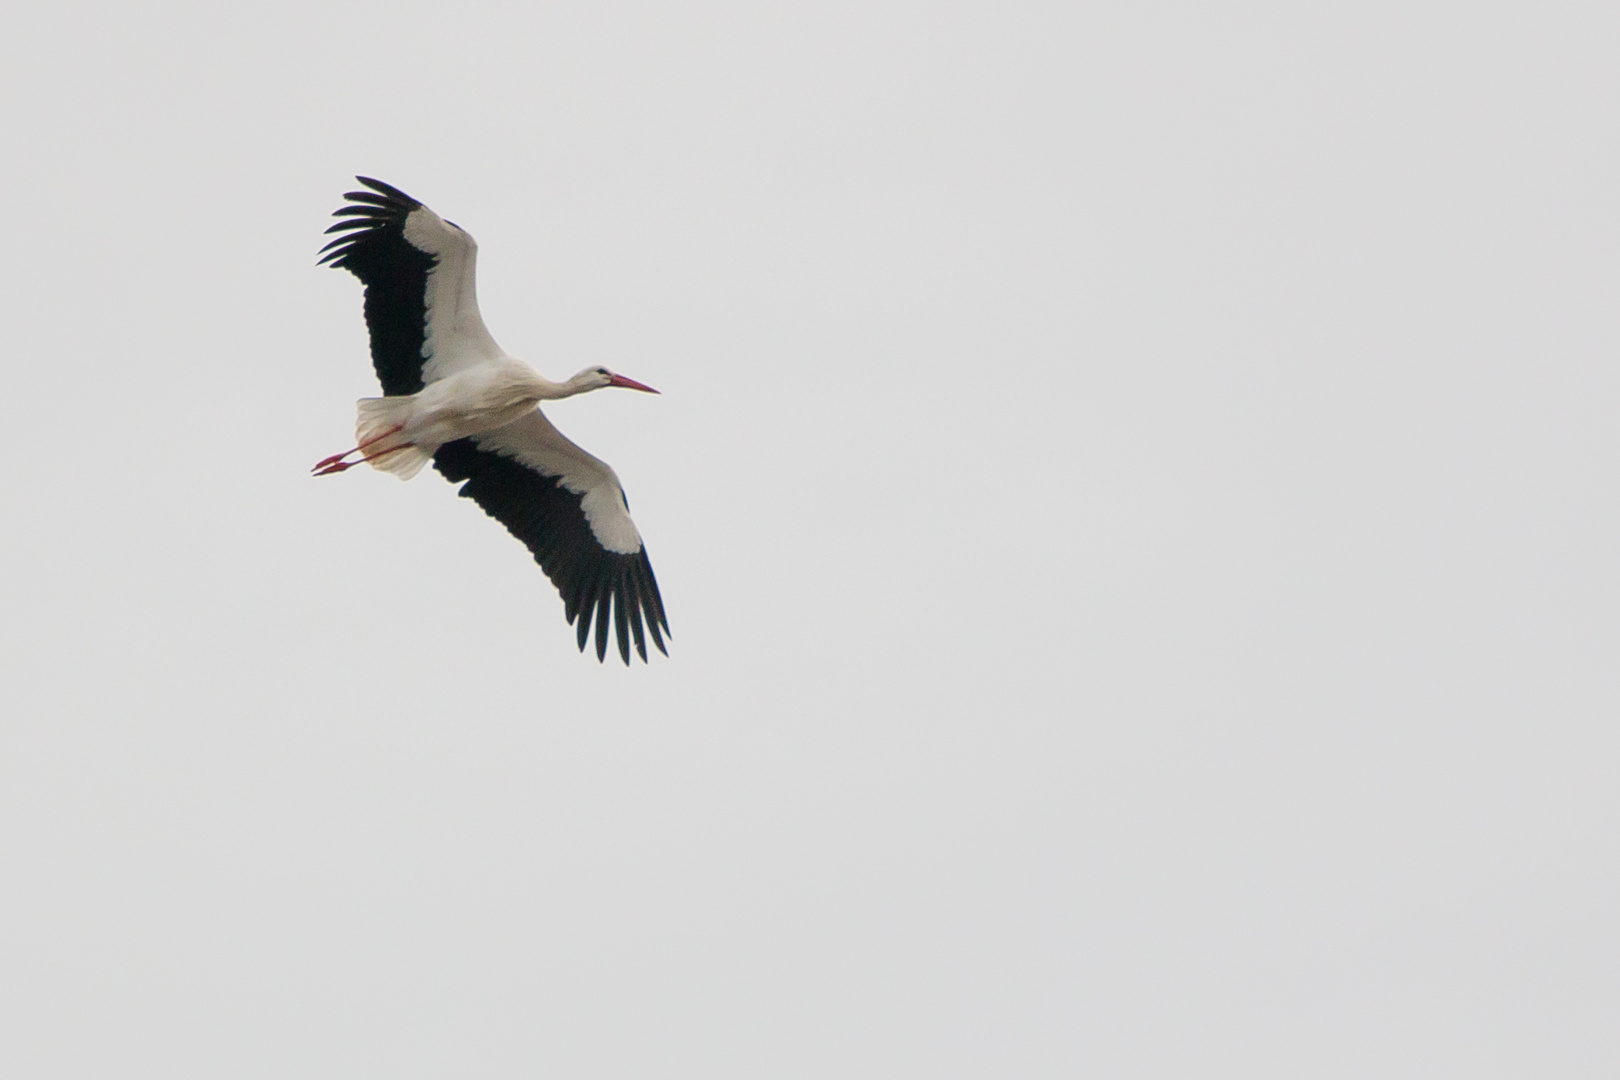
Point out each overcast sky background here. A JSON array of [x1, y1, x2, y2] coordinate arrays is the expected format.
[[2, 1, 1616, 1076]]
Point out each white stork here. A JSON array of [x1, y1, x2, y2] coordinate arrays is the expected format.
[[316, 177, 669, 664]]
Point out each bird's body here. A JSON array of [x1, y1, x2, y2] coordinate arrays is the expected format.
[[317, 177, 669, 663], [335, 360, 625, 480], [398, 358, 555, 444]]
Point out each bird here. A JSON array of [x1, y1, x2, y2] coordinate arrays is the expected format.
[[316, 176, 669, 665]]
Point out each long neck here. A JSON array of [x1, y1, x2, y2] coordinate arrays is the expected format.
[[526, 370, 596, 401]]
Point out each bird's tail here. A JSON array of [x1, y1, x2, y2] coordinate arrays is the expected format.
[[356, 397, 433, 480]]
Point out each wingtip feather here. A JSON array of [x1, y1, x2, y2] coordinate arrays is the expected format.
[[594, 589, 611, 663], [613, 581, 632, 666], [355, 176, 421, 207]]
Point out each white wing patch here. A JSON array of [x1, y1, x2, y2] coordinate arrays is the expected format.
[[401, 207, 507, 384], [473, 410, 645, 555]]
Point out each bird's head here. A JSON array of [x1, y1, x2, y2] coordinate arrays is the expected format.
[[574, 365, 660, 395]]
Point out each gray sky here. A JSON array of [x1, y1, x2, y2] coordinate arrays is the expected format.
[[2, 1, 1616, 1076]]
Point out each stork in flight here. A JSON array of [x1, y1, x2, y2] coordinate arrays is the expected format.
[[316, 177, 669, 664]]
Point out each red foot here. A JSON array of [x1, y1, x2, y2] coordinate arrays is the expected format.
[[312, 423, 408, 475]]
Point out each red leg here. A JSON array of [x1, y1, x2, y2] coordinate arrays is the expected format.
[[312, 423, 405, 473], [312, 437, 417, 477]]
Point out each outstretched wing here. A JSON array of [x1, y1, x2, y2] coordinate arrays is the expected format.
[[319, 177, 505, 395], [433, 411, 670, 665]]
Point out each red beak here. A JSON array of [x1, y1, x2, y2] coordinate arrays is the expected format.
[[608, 373, 660, 394]]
